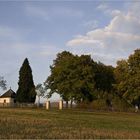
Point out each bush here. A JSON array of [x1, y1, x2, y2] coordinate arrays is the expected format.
[[112, 96, 133, 112], [90, 99, 108, 110], [76, 99, 108, 110], [76, 97, 134, 112]]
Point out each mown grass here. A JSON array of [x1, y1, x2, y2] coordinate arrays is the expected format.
[[0, 108, 140, 139]]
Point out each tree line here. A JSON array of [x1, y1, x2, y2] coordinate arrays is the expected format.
[[45, 49, 140, 108], [1, 49, 140, 108]]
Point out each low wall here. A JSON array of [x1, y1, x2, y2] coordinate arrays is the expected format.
[[16, 103, 36, 108], [0, 103, 36, 108], [0, 103, 15, 107]]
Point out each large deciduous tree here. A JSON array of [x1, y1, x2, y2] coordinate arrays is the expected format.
[[16, 58, 36, 103], [114, 49, 140, 106], [45, 51, 96, 107], [126, 49, 140, 105]]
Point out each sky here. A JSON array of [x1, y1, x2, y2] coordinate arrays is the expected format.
[[0, 0, 140, 101]]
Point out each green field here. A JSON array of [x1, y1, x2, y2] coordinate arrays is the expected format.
[[0, 108, 140, 139]]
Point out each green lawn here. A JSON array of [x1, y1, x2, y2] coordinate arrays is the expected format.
[[0, 108, 140, 139]]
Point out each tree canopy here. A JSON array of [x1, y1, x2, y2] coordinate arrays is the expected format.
[[95, 62, 115, 93], [45, 51, 116, 106], [45, 51, 96, 105], [114, 49, 140, 106]]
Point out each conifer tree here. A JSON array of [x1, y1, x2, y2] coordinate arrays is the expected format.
[[16, 58, 36, 103]]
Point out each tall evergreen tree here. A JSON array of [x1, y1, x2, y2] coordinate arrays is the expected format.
[[16, 58, 36, 103]]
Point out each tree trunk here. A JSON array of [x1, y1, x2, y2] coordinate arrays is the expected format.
[[37, 96, 40, 107], [70, 100, 73, 108], [66, 101, 68, 108]]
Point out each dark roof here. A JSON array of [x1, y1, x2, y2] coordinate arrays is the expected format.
[[0, 89, 16, 98]]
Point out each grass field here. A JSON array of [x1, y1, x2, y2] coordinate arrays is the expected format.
[[0, 108, 140, 139]]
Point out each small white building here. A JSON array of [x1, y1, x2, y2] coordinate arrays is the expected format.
[[0, 89, 16, 107]]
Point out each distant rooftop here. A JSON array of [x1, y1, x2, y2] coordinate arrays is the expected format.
[[0, 89, 16, 98]]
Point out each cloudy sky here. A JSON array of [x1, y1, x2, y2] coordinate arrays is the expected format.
[[0, 1, 140, 100]]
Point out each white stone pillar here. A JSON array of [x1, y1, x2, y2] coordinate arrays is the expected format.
[[46, 101, 50, 110], [59, 100, 63, 110]]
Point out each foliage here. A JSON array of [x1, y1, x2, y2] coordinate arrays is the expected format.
[[35, 84, 46, 106], [16, 58, 36, 103], [36, 84, 45, 96], [45, 51, 117, 107], [95, 62, 115, 92], [112, 96, 132, 112], [43, 49, 140, 108], [114, 49, 140, 106], [127, 49, 140, 105], [0, 76, 7, 90], [45, 51, 96, 103], [114, 60, 129, 97], [90, 99, 108, 110]]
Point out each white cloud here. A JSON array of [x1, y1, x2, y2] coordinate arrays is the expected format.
[[67, 3, 140, 66], [67, 34, 104, 47], [105, 13, 140, 35], [97, 3, 109, 11], [39, 44, 63, 57], [97, 3, 121, 17], [127, 2, 140, 19], [83, 20, 98, 29], [111, 10, 121, 16]]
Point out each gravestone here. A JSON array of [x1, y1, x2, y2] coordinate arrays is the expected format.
[[46, 101, 50, 110], [59, 100, 63, 110]]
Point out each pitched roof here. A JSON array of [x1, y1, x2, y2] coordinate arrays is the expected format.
[[0, 89, 16, 98]]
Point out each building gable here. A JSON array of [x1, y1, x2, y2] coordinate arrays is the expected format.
[[0, 89, 16, 98]]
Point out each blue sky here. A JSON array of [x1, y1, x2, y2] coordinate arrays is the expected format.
[[0, 1, 140, 101]]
